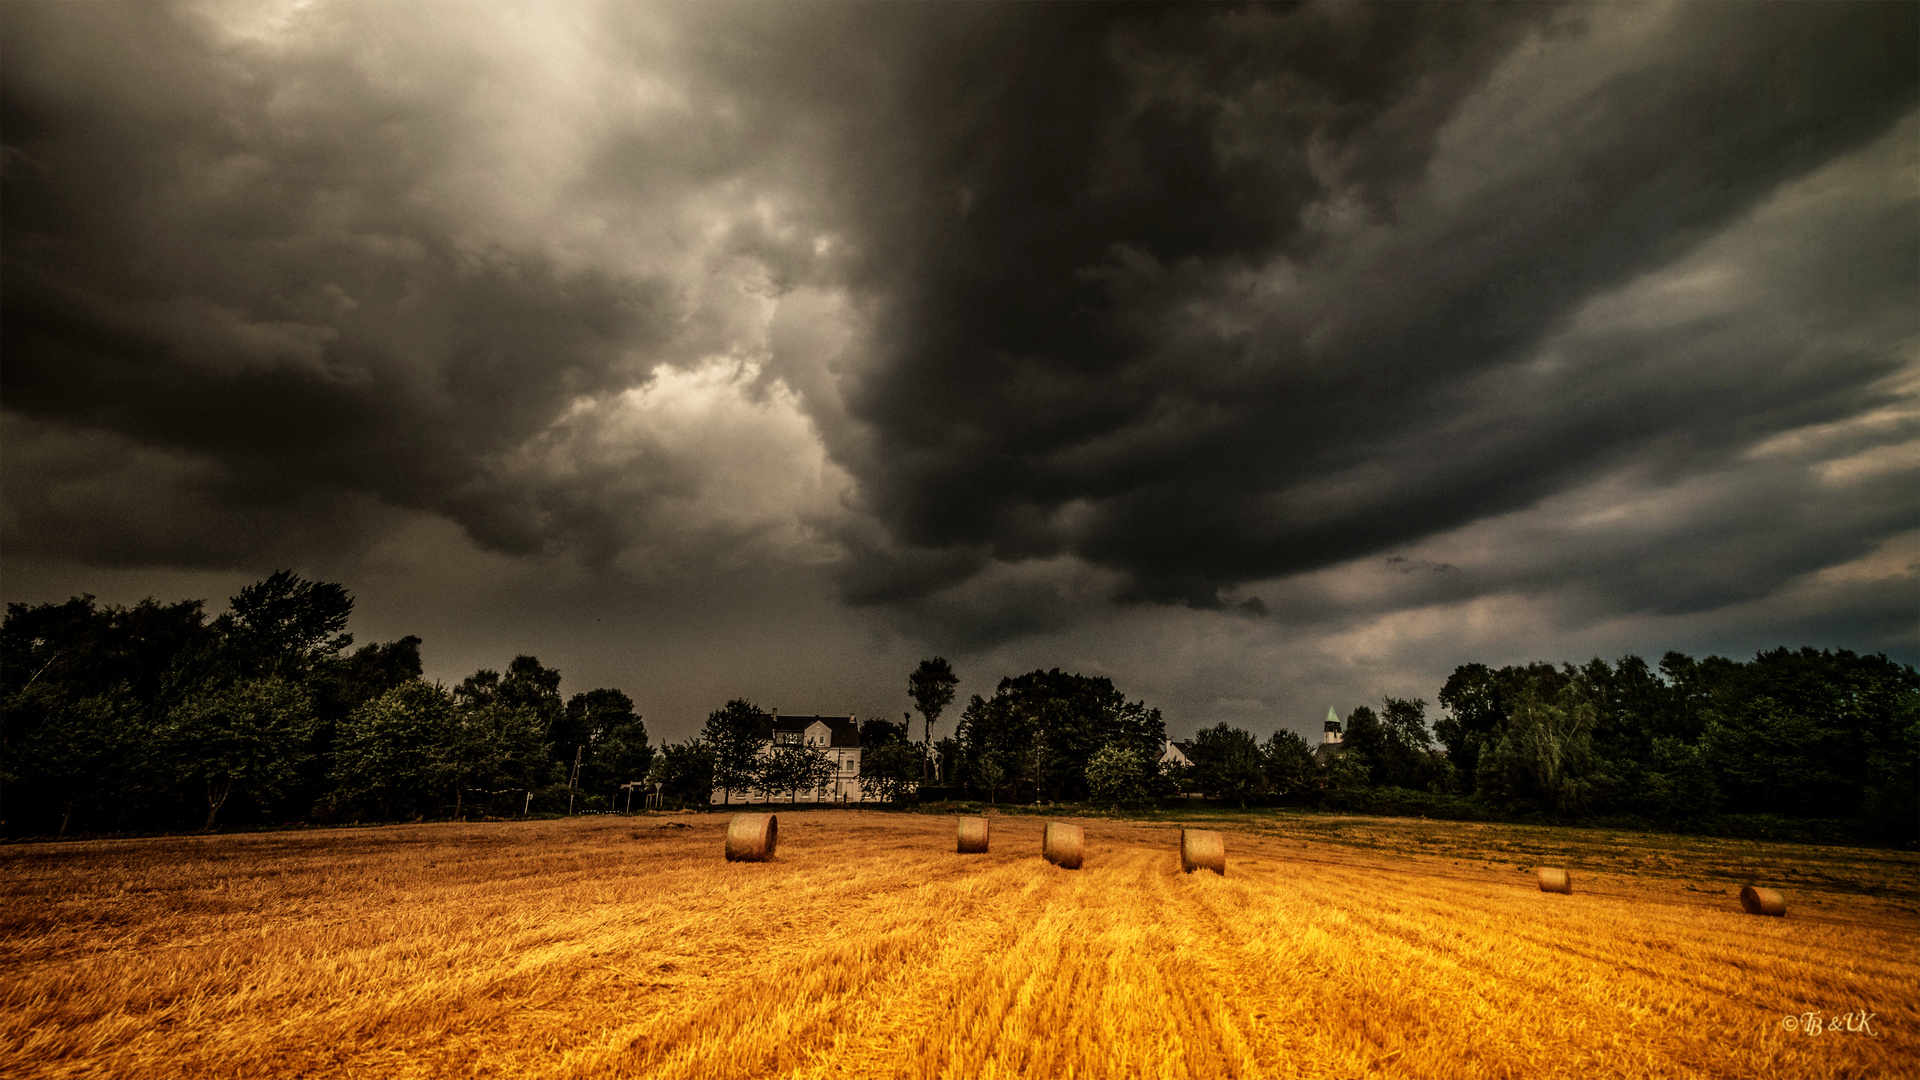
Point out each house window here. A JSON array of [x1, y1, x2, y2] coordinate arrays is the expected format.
[[775, 731, 801, 746]]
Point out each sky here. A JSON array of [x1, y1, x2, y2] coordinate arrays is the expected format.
[[3, 1, 1916, 746]]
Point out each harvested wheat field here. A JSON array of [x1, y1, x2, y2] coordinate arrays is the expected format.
[[3, 812, 1916, 1079]]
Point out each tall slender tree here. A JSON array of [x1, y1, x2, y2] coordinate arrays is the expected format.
[[909, 658, 959, 777]]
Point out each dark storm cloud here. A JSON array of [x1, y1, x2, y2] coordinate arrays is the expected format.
[[828, 2, 1919, 607], [825, 2, 1565, 598], [1, 2, 691, 565], [2, 0, 1914, 661]]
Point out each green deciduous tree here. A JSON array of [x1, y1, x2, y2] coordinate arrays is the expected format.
[[1476, 684, 1597, 813], [954, 670, 1165, 802], [1695, 647, 1919, 837], [225, 571, 354, 679], [1436, 662, 1570, 783], [162, 676, 317, 830], [332, 681, 455, 820], [563, 688, 653, 799], [650, 741, 715, 806], [973, 754, 1007, 804], [447, 702, 549, 816], [300, 634, 425, 818], [1339, 706, 1387, 786], [757, 744, 837, 803], [5, 684, 140, 837], [860, 715, 909, 747], [499, 656, 564, 736], [1324, 745, 1371, 793], [1085, 743, 1147, 806], [1186, 723, 1266, 806], [703, 699, 765, 804], [2, 594, 212, 835], [315, 636, 424, 721], [1635, 736, 1719, 819], [1263, 729, 1318, 800], [2, 595, 211, 706], [1372, 697, 1451, 791], [860, 739, 924, 803]]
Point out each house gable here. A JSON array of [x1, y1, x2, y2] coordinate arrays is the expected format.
[[759, 712, 860, 748]]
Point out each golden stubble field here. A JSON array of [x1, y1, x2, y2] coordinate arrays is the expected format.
[[3, 810, 1916, 1079]]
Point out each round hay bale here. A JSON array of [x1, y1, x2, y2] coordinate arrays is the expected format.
[[724, 813, 778, 862], [956, 816, 990, 854], [1536, 867, 1572, 894], [1042, 822, 1084, 870], [1180, 829, 1226, 876], [1740, 885, 1786, 917]]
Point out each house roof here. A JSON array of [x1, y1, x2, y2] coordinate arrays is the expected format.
[[757, 713, 860, 748]]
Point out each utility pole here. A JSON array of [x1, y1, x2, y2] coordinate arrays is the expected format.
[[567, 745, 583, 815], [1032, 735, 1042, 804]]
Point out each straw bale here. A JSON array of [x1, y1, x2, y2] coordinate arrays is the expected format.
[[1179, 829, 1226, 875], [956, 816, 990, 854], [1740, 885, 1786, 916], [1042, 822, 1084, 869], [724, 813, 778, 862], [1536, 867, 1572, 894]]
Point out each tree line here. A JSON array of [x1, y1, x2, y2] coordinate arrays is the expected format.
[[2, 573, 653, 836], [659, 649, 1916, 846], [6, 574, 1913, 843], [1109, 650, 1915, 845]]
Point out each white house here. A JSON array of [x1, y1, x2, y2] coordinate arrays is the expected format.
[[710, 711, 868, 804], [1158, 739, 1192, 769], [1157, 739, 1195, 796]]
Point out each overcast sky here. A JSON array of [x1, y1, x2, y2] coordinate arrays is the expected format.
[[4, 1, 1915, 744]]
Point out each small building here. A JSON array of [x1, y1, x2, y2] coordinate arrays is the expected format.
[[710, 711, 868, 805], [1159, 739, 1197, 796], [1159, 739, 1193, 769], [1314, 707, 1344, 765]]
